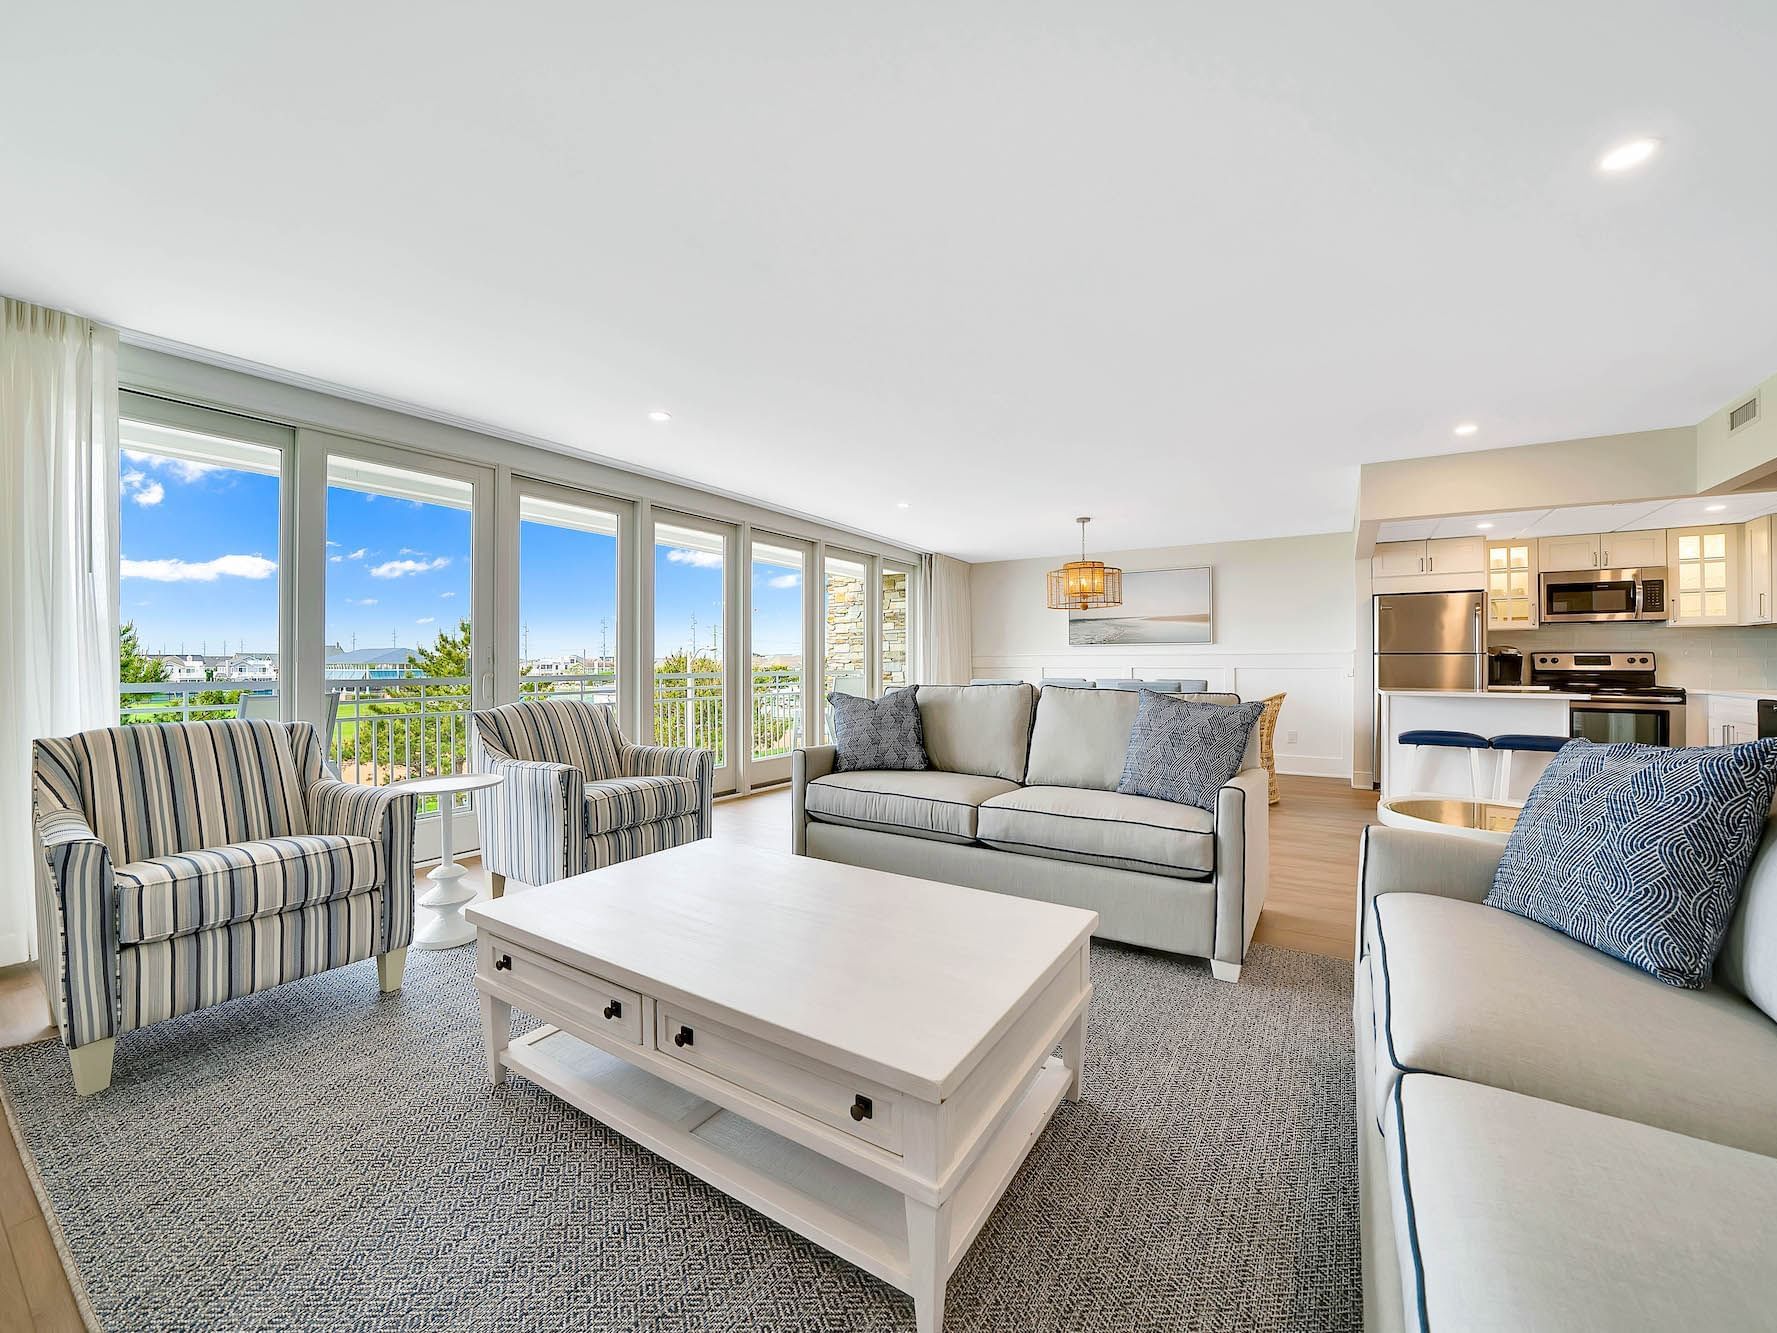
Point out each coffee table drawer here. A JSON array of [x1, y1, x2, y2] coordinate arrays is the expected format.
[[654, 1003, 901, 1155], [483, 938, 643, 1046]]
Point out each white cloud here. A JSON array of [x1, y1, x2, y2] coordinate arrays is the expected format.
[[346, 597, 378, 606], [130, 481, 166, 507], [439, 591, 456, 599], [122, 469, 145, 487], [416, 616, 435, 625], [766, 573, 800, 589], [329, 555, 343, 564], [347, 548, 367, 561], [398, 547, 427, 557], [123, 449, 218, 482], [326, 540, 341, 548], [667, 549, 723, 569], [121, 554, 277, 583], [369, 556, 450, 579]]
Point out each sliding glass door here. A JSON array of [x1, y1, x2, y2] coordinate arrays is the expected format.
[[516, 486, 625, 713], [652, 515, 733, 790], [749, 536, 809, 785]]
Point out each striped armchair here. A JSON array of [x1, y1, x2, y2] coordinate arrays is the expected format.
[[470, 699, 713, 894], [31, 719, 417, 1095]]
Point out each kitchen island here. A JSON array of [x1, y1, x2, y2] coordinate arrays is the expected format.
[[1379, 689, 1583, 801]]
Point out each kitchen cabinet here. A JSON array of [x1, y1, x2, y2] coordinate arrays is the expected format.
[[1373, 538, 1486, 579], [1537, 528, 1665, 572], [1667, 526, 1740, 626], [1373, 542, 1430, 578], [1485, 540, 1536, 631], [1743, 515, 1773, 624], [1538, 534, 1600, 572], [1704, 694, 1761, 747], [1424, 537, 1486, 575]]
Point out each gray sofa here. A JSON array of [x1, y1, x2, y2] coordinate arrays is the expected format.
[[792, 683, 1269, 979], [1356, 822, 1777, 1332]]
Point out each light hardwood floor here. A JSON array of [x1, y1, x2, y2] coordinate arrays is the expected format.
[[0, 773, 1374, 1329]]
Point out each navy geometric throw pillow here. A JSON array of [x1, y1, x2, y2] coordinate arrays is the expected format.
[[1117, 691, 1264, 811], [827, 687, 930, 773], [1486, 738, 1777, 988]]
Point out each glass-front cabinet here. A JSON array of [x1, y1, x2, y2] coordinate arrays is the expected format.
[[1668, 526, 1738, 625], [1485, 541, 1536, 631]]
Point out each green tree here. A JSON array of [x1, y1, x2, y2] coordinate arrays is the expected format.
[[119, 622, 167, 684], [335, 620, 473, 782], [655, 650, 723, 755]]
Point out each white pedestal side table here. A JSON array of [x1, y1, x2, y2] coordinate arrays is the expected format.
[[398, 772, 504, 950]]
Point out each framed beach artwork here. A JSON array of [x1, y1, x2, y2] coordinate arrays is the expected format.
[[1068, 566, 1214, 645]]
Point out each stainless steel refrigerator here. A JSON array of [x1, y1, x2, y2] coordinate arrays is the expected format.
[[1374, 591, 1486, 691]]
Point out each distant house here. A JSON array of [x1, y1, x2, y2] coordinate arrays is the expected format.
[[220, 656, 278, 682], [325, 646, 419, 681], [160, 656, 207, 682]]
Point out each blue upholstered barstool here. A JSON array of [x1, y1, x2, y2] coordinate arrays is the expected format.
[[1397, 728, 1490, 798], [1488, 733, 1568, 801]]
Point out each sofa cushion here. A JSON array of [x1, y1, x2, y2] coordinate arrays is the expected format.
[[584, 775, 701, 836], [977, 786, 1214, 880], [1119, 692, 1265, 810], [114, 834, 382, 946], [804, 770, 1019, 843], [1486, 737, 1777, 988], [1386, 1073, 1777, 1333], [1370, 892, 1777, 1157], [1025, 687, 1140, 791], [75, 719, 309, 865], [1717, 816, 1777, 1023], [914, 684, 1036, 783]]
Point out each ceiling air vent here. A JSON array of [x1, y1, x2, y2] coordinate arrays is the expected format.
[[1729, 395, 1760, 432]]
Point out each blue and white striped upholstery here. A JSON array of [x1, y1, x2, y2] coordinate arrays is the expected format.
[[472, 701, 714, 886], [30, 720, 416, 1056]]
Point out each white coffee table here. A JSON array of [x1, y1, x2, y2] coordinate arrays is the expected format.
[[468, 841, 1097, 1333], [397, 771, 504, 949]]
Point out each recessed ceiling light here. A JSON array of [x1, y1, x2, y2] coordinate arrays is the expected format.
[[647, 410, 672, 423], [1475, 522, 1494, 530], [1705, 503, 1727, 513], [896, 502, 910, 509], [1454, 422, 1479, 437], [1598, 137, 1660, 173]]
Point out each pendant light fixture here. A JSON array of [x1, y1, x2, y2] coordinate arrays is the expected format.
[[1047, 517, 1123, 611]]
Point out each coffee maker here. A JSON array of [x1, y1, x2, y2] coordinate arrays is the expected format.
[[1487, 645, 1524, 687]]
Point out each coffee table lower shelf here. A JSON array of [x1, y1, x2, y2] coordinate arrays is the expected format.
[[502, 1025, 1072, 1324]]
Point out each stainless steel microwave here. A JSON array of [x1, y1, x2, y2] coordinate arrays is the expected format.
[[1539, 567, 1669, 623]]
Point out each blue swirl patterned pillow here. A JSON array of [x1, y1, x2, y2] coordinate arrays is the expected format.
[[1486, 738, 1777, 988], [1117, 692, 1264, 811]]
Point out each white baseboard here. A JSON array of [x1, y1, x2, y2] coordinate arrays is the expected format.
[[1275, 755, 1349, 779]]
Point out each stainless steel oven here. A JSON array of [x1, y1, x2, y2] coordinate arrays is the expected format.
[[1568, 697, 1685, 747], [1539, 567, 1669, 623]]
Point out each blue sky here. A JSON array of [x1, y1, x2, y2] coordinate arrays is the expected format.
[[119, 450, 806, 665]]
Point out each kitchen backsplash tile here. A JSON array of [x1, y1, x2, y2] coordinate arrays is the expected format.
[[1503, 624, 1777, 691]]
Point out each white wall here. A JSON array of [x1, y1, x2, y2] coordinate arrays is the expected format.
[[969, 531, 1357, 778]]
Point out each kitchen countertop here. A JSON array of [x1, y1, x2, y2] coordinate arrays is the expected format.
[[1682, 688, 1777, 700], [1377, 688, 1592, 700]]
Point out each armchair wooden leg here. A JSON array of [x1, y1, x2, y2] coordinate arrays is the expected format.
[[68, 1038, 115, 1096], [377, 947, 408, 993], [489, 872, 506, 900]]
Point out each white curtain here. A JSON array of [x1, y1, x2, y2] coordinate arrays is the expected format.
[[918, 553, 973, 684], [1, 299, 119, 966]]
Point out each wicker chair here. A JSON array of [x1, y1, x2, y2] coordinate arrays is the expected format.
[[1257, 693, 1286, 804]]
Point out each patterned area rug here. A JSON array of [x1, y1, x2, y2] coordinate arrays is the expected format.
[[0, 942, 1359, 1332]]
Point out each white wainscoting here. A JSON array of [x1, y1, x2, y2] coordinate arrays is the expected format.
[[969, 651, 1355, 779]]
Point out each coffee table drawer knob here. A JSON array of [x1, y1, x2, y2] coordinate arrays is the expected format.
[[603, 1000, 623, 1021], [673, 1025, 694, 1048], [850, 1094, 873, 1122], [494, 954, 512, 972]]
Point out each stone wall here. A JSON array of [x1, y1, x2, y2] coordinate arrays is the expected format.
[[823, 567, 911, 694], [882, 571, 909, 687]]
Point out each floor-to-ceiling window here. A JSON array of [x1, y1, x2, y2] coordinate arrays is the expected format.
[[881, 563, 912, 692], [750, 538, 807, 782], [117, 400, 290, 726], [324, 454, 474, 790], [653, 518, 729, 773], [518, 490, 622, 709]]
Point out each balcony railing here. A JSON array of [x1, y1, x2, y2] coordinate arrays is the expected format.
[[120, 666, 812, 787]]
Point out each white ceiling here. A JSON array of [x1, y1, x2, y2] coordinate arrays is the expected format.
[[1376, 492, 1777, 542], [3, 3, 1776, 563]]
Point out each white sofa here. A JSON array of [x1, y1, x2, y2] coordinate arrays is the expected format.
[[793, 683, 1269, 979], [1355, 822, 1777, 1332]]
